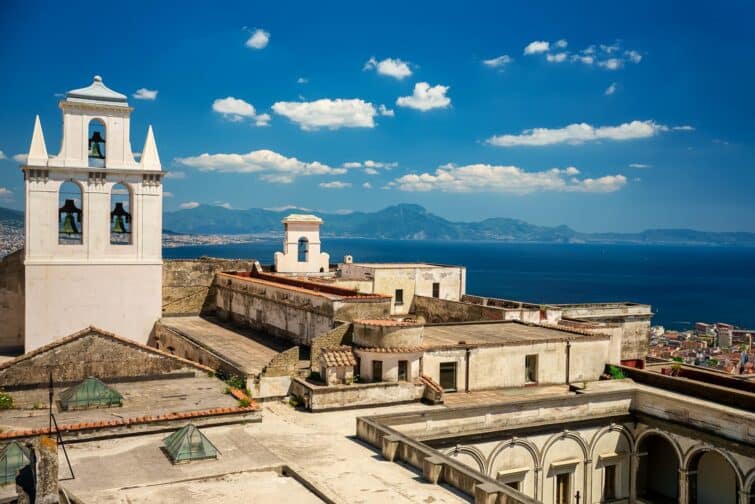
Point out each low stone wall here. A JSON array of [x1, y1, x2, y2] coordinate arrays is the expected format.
[[262, 346, 299, 377], [0, 249, 24, 353], [310, 323, 352, 373], [162, 258, 256, 316], [289, 377, 423, 411]]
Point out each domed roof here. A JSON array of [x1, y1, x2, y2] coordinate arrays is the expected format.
[[65, 75, 128, 107]]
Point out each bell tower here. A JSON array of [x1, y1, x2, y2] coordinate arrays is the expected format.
[[22, 75, 163, 350]]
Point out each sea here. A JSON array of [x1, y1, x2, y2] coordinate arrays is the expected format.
[[164, 239, 755, 331]]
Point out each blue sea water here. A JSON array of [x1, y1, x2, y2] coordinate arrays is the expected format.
[[164, 239, 755, 331]]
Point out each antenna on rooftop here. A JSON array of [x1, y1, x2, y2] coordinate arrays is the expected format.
[[47, 371, 75, 481]]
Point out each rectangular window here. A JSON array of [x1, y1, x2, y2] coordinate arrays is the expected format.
[[432, 282, 440, 298], [394, 289, 404, 305], [603, 464, 616, 500], [372, 360, 383, 382], [398, 360, 408, 381], [556, 473, 570, 504], [525, 354, 538, 384], [505, 481, 520, 491], [439, 362, 457, 391]]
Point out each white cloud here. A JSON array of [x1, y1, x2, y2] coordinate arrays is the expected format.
[[343, 160, 397, 172], [214, 201, 232, 209], [12, 153, 27, 163], [297, 77, 308, 84], [272, 98, 378, 130], [265, 204, 313, 212], [179, 201, 200, 209], [524, 41, 550, 55], [0, 187, 12, 199], [163, 191, 174, 198], [629, 163, 651, 168], [364, 160, 398, 169], [388, 164, 627, 194], [164, 171, 186, 179], [378, 104, 395, 117], [604, 82, 617, 96], [246, 29, 270, 49], [363, 57, 413, 80], [365, 167, 379, 175], [625, 50, 642, 64], [319, 181, 351, 189], [546, 52, 568, 63], [672, 125, 695, 131], [175, 149, 347, 184], [0, 150, 6, 160], [396, 82, 451, 111], [598, 58, 623, 70], [482, 55, 513, 69], [342, 162, 363, 169], [486, 120, 670, 147], [212, 96, 269, 126], [362, 182, 373, 189], [555, 39, 568, 49], [133, 88, 158, 100]]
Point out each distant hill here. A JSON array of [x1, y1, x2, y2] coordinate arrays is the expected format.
[[3, 204, 755, 246]]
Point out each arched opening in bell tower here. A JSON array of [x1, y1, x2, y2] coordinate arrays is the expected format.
[[110, 183, 132, 245], [87, 118, 106, 168], [58, 181, 83, 245], [297, 237, 309, 262]]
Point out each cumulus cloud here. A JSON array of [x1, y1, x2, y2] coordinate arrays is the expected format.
[[12, 153, 27, 163], [598, 58, 623, 70], [629, 163, 651, 168], [272, 98, 378, 130], [388, 164, 627, 194], [362, 182, 373, 189], [524, 41, 550, 54], [212, 96, 269, 126], [378, 104, 395, 117], [605, 82, 617, 96], [0, 150, 6, 160], [365, 168, 378, 175], [246, 29, 270, 49], [546, 52, 568, 63], [486, 120, 673, 147], [297, 77, 308, 84], [625, 50, 642, 63], [179, 201, 200, 209], [482, 54, 513, 69], [319, 181, 351, 189], [342, 160, 397, 173], [363, 57, 413, 80], [164, 171, 186, 179], [555, 39, 568, 49], [133, 88, 158, 100], [396, 82, 451, 111], [175, 149, 347, 184]]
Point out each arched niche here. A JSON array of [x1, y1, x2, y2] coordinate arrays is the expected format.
[[87, 118, 106, 168], [110, 183, 132, 245], [58, 181, 83, 245], [297, 237, 309, 262]]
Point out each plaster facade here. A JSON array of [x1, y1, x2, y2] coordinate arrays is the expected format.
[[274, 214, 329, 274]]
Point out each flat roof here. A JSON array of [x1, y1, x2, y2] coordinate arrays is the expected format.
[[220, 271, 390, 301], [347, 262, 463, 269], [422, 321, 609, 349], [160, 316, 290, 376]]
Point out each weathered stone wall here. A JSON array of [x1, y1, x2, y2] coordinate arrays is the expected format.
[[261, 346, 299, 377], [413, 295, 501, 323], [162, 258, 256, 316], [0, 330, 206, 388], [353, 322, 424, 348], [289, 377, 423, 411], [310, 323, 352, 373], [0, 249, 24, 353], [152, 322, 243, 380]]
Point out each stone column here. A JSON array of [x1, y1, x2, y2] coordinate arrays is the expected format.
[[629, 453, 639, 502], [678, 469, 689, 504], [738, 489, 750, 504], [583, 459, 592, 504]]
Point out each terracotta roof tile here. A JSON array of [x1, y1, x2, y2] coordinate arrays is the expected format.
[[320, 346, 357, 367]]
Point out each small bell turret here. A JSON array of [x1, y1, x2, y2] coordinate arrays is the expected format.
[[110, 202, 131, 234], [58, 199, 82, 235], [88, 131, 105, 159]]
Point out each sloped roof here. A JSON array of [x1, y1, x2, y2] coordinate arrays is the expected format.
[[163, 424, 219, 463], [0, 441, 30, 484], [320, 346, 357, 367], [66, 75, 128, 106], [59, 377, 123, 411]]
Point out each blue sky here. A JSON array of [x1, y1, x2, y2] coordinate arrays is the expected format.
[[1, 0, 754, 232]]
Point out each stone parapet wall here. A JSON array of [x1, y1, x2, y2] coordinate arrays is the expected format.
[[262, 346, 299, 377], [289, 377, 423, 411], [162, 258, 256, 316], [0, 249, 24, 353], [310, 323, 352, 373]]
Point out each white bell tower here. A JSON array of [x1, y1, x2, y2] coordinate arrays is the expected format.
[[22, 75, 163, 350]]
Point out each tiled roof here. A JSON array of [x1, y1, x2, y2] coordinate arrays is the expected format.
[[354, 345, 424, 354], [355, 318, 420, 327], [320, 346, 357, 367]]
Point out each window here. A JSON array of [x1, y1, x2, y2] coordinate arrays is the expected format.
[[398, 360, 408, 381], [110, 183, 132, 245], [525, 354, 538, 384], [505, 481, 520, 491], [297, 237, 309, 262], [87, 119, 106, 168], [556, 473, 570, 504], [603, 464, 616, 501], [394, 289, 404, 305], [432, 282, 440, 298], [372, 360, 383, 382], [439, 362, 457, 391], [58, 181, 83, 245]]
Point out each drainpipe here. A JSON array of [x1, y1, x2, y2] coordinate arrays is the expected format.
[[565, 340, 571, 385], [465, 347, 471, 392]]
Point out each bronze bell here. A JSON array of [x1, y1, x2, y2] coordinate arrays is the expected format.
[[88, 131, 105, 159], [110, 202, 131, 234], [59, 199, 81, 235]]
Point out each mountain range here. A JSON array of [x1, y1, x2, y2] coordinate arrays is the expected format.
[[2, 203, 754, 246]]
